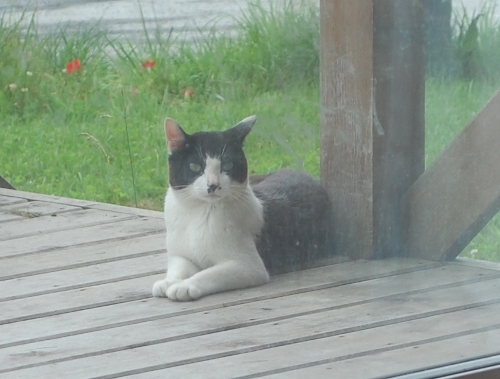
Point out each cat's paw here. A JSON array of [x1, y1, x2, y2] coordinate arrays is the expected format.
[[152, 279, 181, 297], [152, 279, 168, 297], [166, 280, 202, 301]]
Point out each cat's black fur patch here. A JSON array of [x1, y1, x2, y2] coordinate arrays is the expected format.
[[251, 170, 332, 275]]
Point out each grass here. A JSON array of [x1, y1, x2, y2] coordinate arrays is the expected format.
[[1, 1, 500, 261]]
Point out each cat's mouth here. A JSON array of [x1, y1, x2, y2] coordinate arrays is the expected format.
[[199, 191, 224, 202], [206, 192, 222, 199]]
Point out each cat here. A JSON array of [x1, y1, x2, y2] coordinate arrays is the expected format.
[[152, 115, 332, 301]]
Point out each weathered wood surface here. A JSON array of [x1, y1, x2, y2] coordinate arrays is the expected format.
[[320, 0, 374, 259], [1, 188, 500, 378], [0, 201, 82, 223], [403, 89, 500, 261], [372, 0, 425, 257], [320, 0, 425, 259]]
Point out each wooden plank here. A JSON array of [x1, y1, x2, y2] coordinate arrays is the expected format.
[[0, 262, 480, 348], [258, 330, 500, 379], [0, 275, 157, 326], [0, 201, 82, 223], [0, 233, 165, 280], [0, 189, 97, 208], [0, 188, 163, 219], [1, 265, 495, 371], [0, 209, 133, 242], [0, 259, 434, 340], [455, 257, 500, 272], [0, 253, 164, 301], [115, 307, 500, 379], [0, 217, 164, 258], [320, 0, 425, 259], [402, 89, 500, 260], [3, 281, 500, 378], [0, 195, 26, 207]]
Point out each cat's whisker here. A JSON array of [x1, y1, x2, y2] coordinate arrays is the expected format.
[[193, 144, 205, 161], [220, 140, 230, 160], [227, 187, 255, 209]]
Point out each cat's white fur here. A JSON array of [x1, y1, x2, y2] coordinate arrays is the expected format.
[[192, 157, 228, 201], [152, 119, 269, 301]]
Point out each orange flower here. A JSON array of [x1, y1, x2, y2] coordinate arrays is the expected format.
[[182, 88, 195, 99], [131, 86, 140, 97], [66, 59, 81, 74], [142, 60, 155, 70]]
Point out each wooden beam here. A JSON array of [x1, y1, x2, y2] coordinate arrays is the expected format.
[[402, 89, 500, 261], [0, 175, 15, 190], [320, 0, 425, 259]]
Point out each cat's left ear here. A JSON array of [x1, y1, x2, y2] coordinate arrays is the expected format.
[[165, 118, 187, 154], [228, 115, 257, 143]]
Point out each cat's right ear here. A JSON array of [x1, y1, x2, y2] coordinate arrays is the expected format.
[[230, 115, 257, 143], [165, 118, 187, 154]]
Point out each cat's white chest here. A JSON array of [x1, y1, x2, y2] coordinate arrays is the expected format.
[[164, 187, 263, 269]]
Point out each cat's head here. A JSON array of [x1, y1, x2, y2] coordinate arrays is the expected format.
[[164, 115, 256, 202]]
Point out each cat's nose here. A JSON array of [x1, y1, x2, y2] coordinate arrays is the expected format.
[[207, 184, 219, 194]]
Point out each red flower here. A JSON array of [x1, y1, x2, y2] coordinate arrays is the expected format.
[[181, 88, 195, 99], [66, 59, 81, 74], [142, 60, 155, 70]]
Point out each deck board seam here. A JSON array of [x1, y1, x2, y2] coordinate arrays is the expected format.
[[0, 207, 85, 224], [3, 271, 500, 351], [0, 214, 138, 242], [0, 189, 164, 219], [0, 263, 440, 321], [0, 269, 164, 305], [4, 298, 500, 375], [0, 249, 165, 281], [452, 257, 500, 272], [0, 199, 27, 208], [0, 291, 151, 325], [87, 313, 500, 379], [0, 226, 164, 261], [234, 325, 500, 379]]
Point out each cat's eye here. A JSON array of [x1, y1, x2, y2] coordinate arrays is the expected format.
[[222, 162, 234, 171], [189, 163, 202, 172]]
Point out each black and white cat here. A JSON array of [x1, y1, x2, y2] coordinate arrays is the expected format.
[[152, 116, 332, 301]]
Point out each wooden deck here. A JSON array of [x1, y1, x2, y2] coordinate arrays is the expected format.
[[1, 188, 500, 378]]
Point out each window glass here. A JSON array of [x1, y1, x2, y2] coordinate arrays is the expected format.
[[1, 1, 500, 378]]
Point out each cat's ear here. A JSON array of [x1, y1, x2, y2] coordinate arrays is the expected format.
[[165, 118, 187, 154], [229, 115, 257, 143]]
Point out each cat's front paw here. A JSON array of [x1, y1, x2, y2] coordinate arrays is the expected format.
[[152, 278, 181, 297], [166, 280, 202, 301]]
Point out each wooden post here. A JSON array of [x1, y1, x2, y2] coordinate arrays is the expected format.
[[320, 0, 425, 259]]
